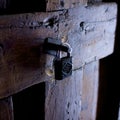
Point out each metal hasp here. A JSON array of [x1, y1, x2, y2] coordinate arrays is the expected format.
[[43, 37, 69, 56]]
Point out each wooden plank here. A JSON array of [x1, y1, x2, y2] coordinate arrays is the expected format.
[[59, 3, 117, 69], [0, 97, 14, 120], [80, 61, 99, 120], [0, 3, 117, 99], [47, 0, 88, 11], [45, 68, 83, 120], [0, 12, 59, 99]]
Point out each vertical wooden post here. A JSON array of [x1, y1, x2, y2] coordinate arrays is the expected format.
[[80, 61, 99, 120], [45, 69, 83, 120], [0, 97, 14, 120], [0, 32, 14, 120]]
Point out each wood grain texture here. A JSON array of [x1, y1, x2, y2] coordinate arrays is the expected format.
[[0, 97, 14, 120], [80, 61, 99, 120], [59, 3, 117, 69], [0, 3, 117, 99], [47, 0, 88, 11], [45, 69, 82, 120], [0, 12, 59, 99]]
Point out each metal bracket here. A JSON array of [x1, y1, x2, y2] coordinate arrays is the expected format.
[[43, 37, 69, 56]]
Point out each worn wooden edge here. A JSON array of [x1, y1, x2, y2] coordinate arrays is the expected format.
[[59, 3, 117, 69], [80, 60, 99, 120], [0, 3, 117, 99], [46, 0, 88, 11]]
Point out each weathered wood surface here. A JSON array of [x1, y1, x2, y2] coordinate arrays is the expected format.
[[59, 3, 117, 69], [45, 69, 82, 120], [46, 0, 88, 11], [0, 97, 14, 120], [0, 12, 59, 99], [80, 61, 99, 120], [45, 60, 99, 120], [0, 0, 103, 13], [0, 3, 117, 99]]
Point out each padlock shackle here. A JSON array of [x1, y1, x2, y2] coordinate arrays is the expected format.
[[43, 38, 69, 56]]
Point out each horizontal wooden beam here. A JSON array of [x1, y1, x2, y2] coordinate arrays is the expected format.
[[45, 68, 82, 120], [0, 12, 59, 98], [0, 3, 117, 99], [59, 3, 117, 69]]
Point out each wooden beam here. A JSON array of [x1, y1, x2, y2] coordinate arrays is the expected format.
[[59, 3, 117, 69], [47, 0, 88, 11], [0, 3, 117, 99], [0, 12, 59, 99]]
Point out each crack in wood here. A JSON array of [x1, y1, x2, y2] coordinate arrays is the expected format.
[[0, 13, 57, 31]]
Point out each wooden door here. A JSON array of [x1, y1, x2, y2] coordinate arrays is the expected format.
[[0, 0, 117, 120]]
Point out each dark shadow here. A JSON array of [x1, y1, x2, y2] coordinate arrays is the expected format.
[[97, 0, 120, 119], [0, 0, 46, 15], [13, 82, 45, 120]]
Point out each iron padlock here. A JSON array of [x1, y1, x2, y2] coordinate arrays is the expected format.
[[54, 51, 72, 80]]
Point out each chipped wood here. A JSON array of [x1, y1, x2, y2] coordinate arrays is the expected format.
[[46, 0, 88, 11]]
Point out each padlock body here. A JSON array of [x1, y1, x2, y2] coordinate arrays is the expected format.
[[54, 56, 72, 80]]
